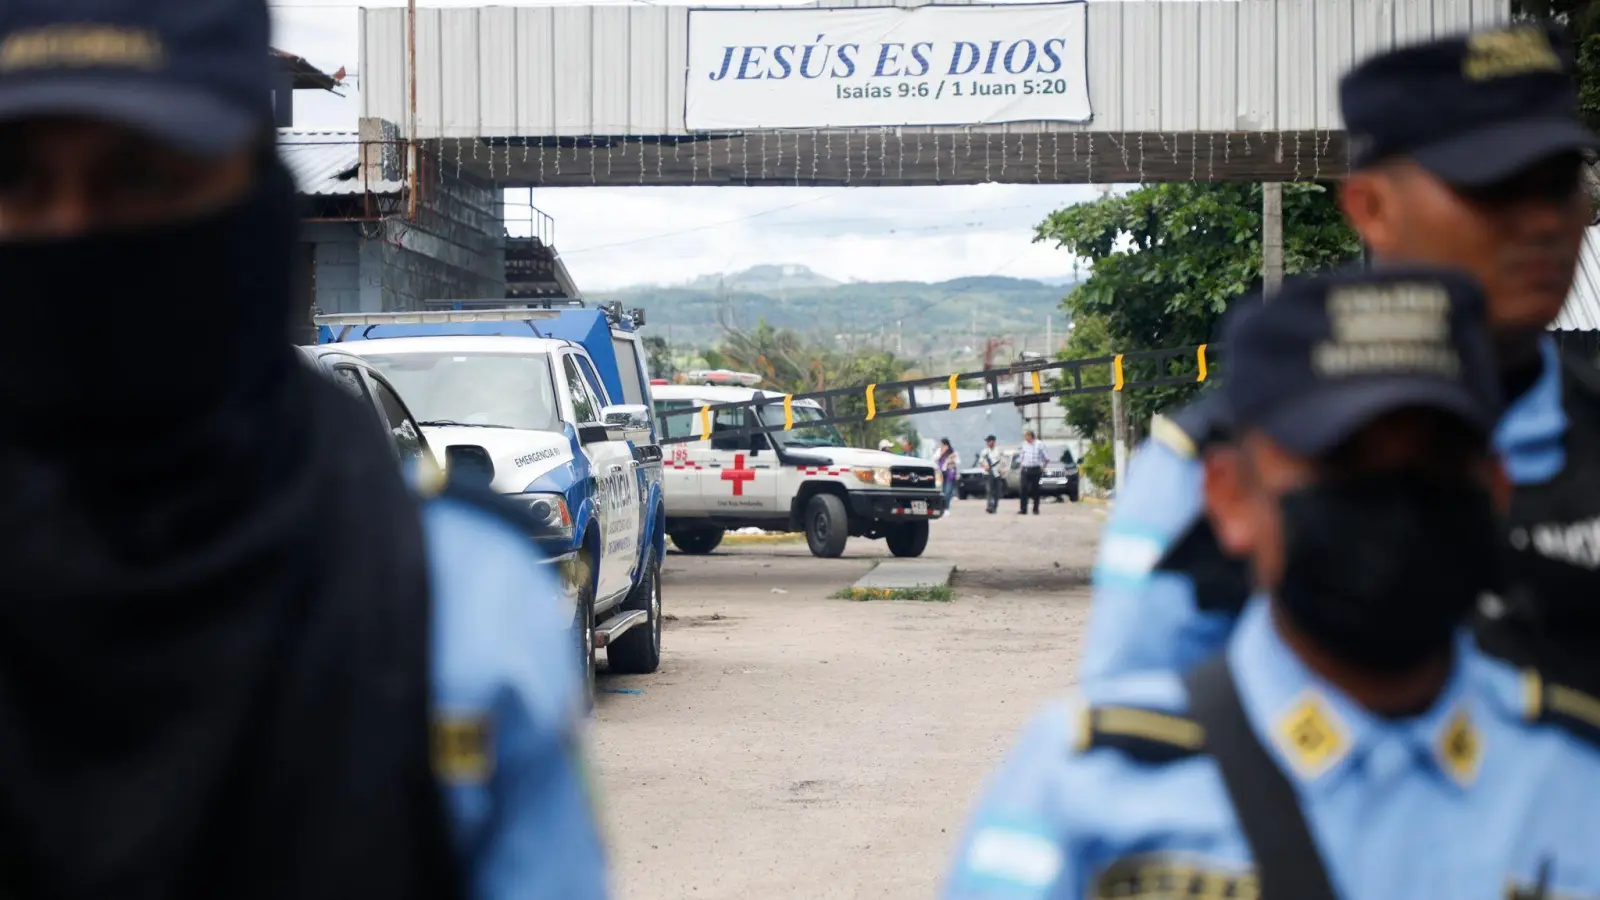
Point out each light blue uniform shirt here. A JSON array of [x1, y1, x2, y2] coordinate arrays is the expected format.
[[422, 493, 609, 900], [1079, 337, 1571, 684], [944, 598, 1600, 900], [1079, 430, 1234, 682]]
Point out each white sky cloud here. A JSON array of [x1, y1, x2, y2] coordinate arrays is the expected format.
[[270, 1, 1112, 291]]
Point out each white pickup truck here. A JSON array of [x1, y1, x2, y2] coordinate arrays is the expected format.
[[314, 306, 667, 703], [651, 385, 946, 559]]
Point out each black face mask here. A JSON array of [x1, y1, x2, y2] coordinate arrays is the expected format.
[[0, 155, 299, 453], [1276, 472, 1501, 672]]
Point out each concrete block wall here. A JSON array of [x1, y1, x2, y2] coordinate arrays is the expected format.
[[299, 163, 506, 314], [301, 221, 367, 314], [362, 167, 505, 311]]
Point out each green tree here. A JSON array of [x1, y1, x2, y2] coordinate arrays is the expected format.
[[1035, 182, 1361, 437], [1514, 1, 1600, 129], [641, 335, 676, 381], [715, 320, 911, 447], [1054, 312, 1115, 444]]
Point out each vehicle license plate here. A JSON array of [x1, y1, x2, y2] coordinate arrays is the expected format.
[[911, 501, 929, 515]]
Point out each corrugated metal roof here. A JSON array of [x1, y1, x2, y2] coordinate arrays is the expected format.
[[276, 130, 405, 196], [359, 0, 1508, 139], [1554, 226, 1600, 333]]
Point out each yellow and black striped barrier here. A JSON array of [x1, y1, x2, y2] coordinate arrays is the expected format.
[[660, 342, 1222, 446]]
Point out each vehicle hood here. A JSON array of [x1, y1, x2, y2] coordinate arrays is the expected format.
[[422, 425, 575, 493], [792, 447, 936, 470]]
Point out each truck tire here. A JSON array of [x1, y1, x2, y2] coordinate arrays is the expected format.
[[957, 486, 969, 500], [573, 550, 597, 711], [804, 493, 850, 558], [885, 521, 930, 558], [607, 550, 662, 675], [670, 528, 724, 555]]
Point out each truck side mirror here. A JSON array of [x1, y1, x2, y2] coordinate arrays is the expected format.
[[602, 404, 653, 442], [751, 432, 770, 454], [444, 443, 495, 487]]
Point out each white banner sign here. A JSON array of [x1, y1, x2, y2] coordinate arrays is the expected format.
[[683, 2, 1091, 131]]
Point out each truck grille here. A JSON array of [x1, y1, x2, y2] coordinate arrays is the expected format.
[[890, 466, 938, 489]]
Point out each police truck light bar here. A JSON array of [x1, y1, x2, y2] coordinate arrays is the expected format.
[[675, 369, 763, 388]]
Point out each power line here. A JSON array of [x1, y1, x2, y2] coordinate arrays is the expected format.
[[559, 193, 840, 255], [548, 199, 1068, 254]]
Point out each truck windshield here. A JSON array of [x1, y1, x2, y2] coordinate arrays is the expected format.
[[360, 351, 561, 433], [766, 404, 845, 449]]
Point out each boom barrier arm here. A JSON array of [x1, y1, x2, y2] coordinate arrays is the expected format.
[[656, 343, 1223, 446]]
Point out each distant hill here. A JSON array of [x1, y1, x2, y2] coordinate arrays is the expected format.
[[594, 265, 1079, 354], [684, 263, 841, 291]]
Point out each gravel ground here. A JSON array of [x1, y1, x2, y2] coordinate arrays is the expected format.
[[589, 496, 1109, 900]]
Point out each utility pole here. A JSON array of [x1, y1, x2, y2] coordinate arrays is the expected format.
[[1262, 182, 1284, 297], [406, 0, 418, 221], [1111, 384, 1127, 497]]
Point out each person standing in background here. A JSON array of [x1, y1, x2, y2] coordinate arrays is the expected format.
[[936, 437, 960, 507], [1016, 430, 1050, 515], [978, 435, 1008, 515]]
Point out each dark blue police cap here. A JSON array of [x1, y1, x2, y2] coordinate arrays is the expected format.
[[1222, 267, 1500, 456], [0, 0, 272, 156], [1340, 24, 1597, 186]]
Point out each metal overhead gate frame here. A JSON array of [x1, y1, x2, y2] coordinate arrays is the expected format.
[[655, 343, 1221, 445]]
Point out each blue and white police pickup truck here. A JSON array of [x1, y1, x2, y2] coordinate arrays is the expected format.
[[315, 303, 666, 697]]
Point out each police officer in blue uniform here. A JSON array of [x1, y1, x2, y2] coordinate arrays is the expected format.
[[0, 1, 607, 898], [943, 267, 1600, 900], [1079, 316, 1255, 682], [1079, 24, 1599, 688]]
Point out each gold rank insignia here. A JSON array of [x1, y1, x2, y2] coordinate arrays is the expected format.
[[432, 714, 495, 785], [1274, 693, 1349, 779], [1093, 853, 1259, 900], [1436, 709, 1483, 786], [1463, 26, 1562, 82], [0, 25, 165, 74]]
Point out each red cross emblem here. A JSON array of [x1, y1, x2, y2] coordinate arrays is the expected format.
[[721, 454, 756, 495]]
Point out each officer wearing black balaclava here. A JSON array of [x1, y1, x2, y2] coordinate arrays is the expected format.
[[0, 2, 608, 899]]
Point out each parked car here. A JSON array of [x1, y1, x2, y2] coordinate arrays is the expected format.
[[1002, 449, 1080, 502], [955, 463, 989, 499], [955, 446, 1081, 502]]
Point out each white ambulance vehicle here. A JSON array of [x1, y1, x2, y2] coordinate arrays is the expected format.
[[651, 385, 946, 559]]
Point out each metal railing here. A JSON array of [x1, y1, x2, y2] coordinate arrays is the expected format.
[[655, 344, 1221, 445]]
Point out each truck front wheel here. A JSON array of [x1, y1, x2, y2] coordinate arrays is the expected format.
[[804, 493, 850, 558], [572, 549, 597, 711], [607, 550, 662, 675], [885, 521, 930, 558], [670, 528, 724, 555]]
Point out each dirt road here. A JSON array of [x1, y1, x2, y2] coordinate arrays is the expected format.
[[590, 497, 1109, 900]]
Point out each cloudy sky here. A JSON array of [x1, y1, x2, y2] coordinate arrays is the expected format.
[[269, 0, 1114, 291]]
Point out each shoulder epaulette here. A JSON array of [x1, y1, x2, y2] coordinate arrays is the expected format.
[[1075, 704, 1206, 763], [1148, 416, 1198, 459], [1520, 669, 1600, 747]]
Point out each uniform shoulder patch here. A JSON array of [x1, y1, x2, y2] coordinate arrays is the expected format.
[[1521, 669, 1600, 748], [432, 713, 496, 784], [1075, 704, 1206, 764]]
